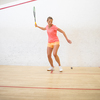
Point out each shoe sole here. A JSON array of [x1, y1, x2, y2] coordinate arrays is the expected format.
[[59, 70, 63, 72], [47, 70, 51, 71], [47, 70, 54, 71]]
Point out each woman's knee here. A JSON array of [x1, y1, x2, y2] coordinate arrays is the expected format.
[[53, 53, 57, 58], [47, 53, 51, 58]]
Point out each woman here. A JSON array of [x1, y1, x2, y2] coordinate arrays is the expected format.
[[35, 17, 72, 72]]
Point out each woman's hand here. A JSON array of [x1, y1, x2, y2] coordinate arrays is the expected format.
[[67, 39, 72, 44], [35, 23, 37, 27]]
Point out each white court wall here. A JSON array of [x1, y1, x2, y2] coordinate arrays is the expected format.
[[0, 0, 100, 67]]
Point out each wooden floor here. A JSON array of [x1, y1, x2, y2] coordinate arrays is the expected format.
[[0, 65, 100, 100]]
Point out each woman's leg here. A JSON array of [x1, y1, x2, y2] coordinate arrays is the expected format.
[[53, 45, 61, 66], [47, 47, 54, 68], [53, 45, 63, 72]]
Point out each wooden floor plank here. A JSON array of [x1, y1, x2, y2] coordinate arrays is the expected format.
[[0, 65, 100, 100]]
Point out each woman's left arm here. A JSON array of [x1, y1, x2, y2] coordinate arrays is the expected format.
[[57, 28, 72, 44]]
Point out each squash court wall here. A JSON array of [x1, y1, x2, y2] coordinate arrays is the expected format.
[[0, 0, 100, 67]]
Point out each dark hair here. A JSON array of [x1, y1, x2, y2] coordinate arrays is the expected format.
[[47, 17, 53, 21]]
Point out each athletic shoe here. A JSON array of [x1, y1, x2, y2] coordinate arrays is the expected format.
[[47, 67, 54, 71], [59, 66, 63, 72]]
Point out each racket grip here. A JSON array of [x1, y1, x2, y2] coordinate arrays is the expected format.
[[35, 22, 37, 27]]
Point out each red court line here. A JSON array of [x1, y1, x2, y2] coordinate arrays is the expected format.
[[0, 0, 36, 10], [0, 86, 100, 90]]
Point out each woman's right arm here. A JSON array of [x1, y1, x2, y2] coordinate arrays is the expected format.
[[35, 24, 46, 30]]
